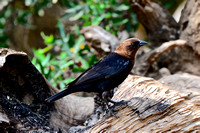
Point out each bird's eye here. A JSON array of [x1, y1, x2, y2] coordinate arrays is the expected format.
[[131, 41, 140, 47]]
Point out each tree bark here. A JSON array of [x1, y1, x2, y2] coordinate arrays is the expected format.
[[179, 0, 200, 55], [81, 26, 120, 57], [130, 0, 200, 77], [131, 0, 180, 47], [88, 74, 200, 132]]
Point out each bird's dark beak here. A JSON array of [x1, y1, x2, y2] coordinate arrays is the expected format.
[[139, 40, 148, 46]]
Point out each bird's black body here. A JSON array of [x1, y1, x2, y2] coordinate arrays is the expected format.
[[46, 52, 134, 102], [46, 38, 148, 104]]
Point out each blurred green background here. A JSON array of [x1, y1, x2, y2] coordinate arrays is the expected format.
[[0, 0, 184, 89]]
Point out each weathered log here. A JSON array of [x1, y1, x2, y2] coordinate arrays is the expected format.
[[88, 74, 200, 132], [160, 0, 200, 76], [131, 0, 180, 47], [130, 0, 200, 77], [180, 0, 200, 55], [81, 26, 120, 57], [0, 48, 94, 132]]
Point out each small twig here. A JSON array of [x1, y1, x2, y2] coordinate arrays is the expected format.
[[147, 40, 187, 64]]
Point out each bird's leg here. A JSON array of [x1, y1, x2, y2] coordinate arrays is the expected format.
[[110, 99, 129, 106], [102, 91, 119, 118], [105, 95, 129, 112], [94, 93, 104, 110], [102, 89, 116, 105], [101, 90, 130, 118], [102, 89, 130, 114], [102, 90, 129, 106]]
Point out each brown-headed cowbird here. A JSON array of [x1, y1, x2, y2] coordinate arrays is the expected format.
[[46, 38, 147, 103]]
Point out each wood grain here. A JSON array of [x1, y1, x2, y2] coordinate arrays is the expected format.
[[88, 75, 200, 132]]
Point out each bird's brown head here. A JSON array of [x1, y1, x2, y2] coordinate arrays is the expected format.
[[115, 38, 147, 60]]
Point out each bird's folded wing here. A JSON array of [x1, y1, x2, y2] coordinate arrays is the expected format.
[[71, 56, 130, 86]]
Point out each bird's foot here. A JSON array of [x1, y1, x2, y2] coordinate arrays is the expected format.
[[104, 100, 130, 118], [110, 100, 130, 112], [105, 107, 119, 118], [110, 100, 129, 106], [100, 92, 130, 118]]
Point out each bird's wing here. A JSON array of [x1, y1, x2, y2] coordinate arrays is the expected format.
[[70, 53, 132, 86]]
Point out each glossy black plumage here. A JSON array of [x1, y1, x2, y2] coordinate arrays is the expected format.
[[46, 53, 133, 102], [46, 38, 147, 103]]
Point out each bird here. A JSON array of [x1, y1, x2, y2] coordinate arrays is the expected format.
[[46, 38, 147, 105]]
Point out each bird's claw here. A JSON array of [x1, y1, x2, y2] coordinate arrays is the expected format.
[[104, 100, 130, 118], [105, 107, 120, 118], [113, 100, 129, 106], [110, 100, 129, 111]]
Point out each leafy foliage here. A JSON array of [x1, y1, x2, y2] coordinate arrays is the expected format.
[[0, 8, 11, 48], [62, 0, 138, 35], [32, 21, 98, 89], [0, 0, 181, 89], [31, 0, 139, 89]]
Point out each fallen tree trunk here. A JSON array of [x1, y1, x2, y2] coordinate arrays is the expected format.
[[88, 74, 200, 132]]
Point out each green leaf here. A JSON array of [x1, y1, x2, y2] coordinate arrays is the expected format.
[[61, 13, 73, 20], [54, 71, 63, 79], [60, 60, 74, 69], [38, 60, 45, 74], [59, 82, 65, 89], [92, 15, 104, 25], [77, 56, 89, 70], [41, 32, 54, 44], [112, 13, 120, 18], [116, 4, 129, 11], [73, 35, 85, 53], [88, 54, 97, 66], [57, 20, 68, 43], [73, 66, 85, 72], [46, 66, 53, 79], [57, 19, 71, 55], [42, 53, 51, 66], [4, 8, 12, 18], [31, 57, 36, 65], [65, 5, 84, 13], [33, 49, 45, 61], [74, 25, 80, 35], [69, 10, 84, 21], [105, 12, 112, 18], [113, 18, 128, 26], [63, 78, 75, 84], [59, 52, 68, 59], [42, 45, 53, 53]]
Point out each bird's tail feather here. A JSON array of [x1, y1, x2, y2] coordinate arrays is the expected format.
[[45, 87, 77, 102]]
